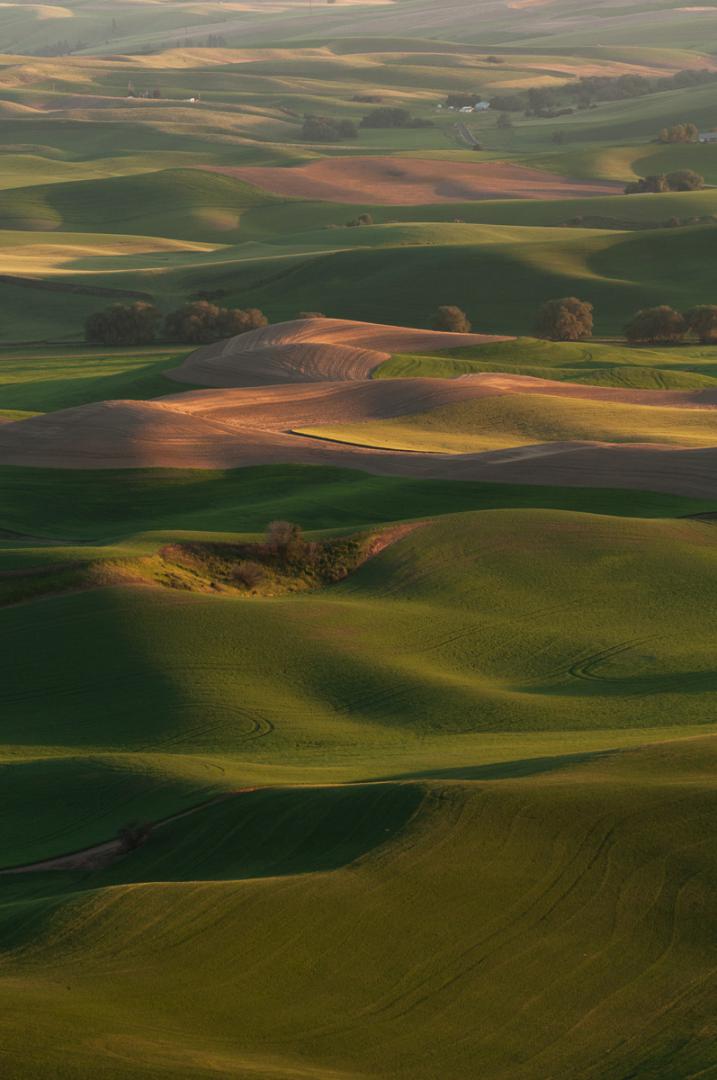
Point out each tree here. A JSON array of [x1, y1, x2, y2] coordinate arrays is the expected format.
[[685, 305, 717, 343], [625, 170, 704, 194], [84, 301, 161, 345], [433, 306, 472, 333], [216, 307, 268, 337], [302, 115, 357, 142], [164, 302, 267, 344], [658, 122, 698, 143], [536, 297, 593, 341], [666, 168, 704, 191], [359, 107, 432, 129], [232, 560, 265, 588], [496, 112, 513, 130], [625, 174, 669, 194], [625, 306, 687, 344], [164, 301, 222, 344], [345, 212, 373, 227], [266, 520, 305, 561], [489, 94, 524, 112], [298, 311, 325, 319], [360, 106, 410, 128]]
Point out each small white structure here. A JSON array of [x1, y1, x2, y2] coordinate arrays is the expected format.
[[474, 101, 491, 111], [698, 131, 717, 143], [460, 105, 474, 113]]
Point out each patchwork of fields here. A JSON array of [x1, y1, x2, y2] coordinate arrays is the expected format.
[[1, 1, 717, 1077]]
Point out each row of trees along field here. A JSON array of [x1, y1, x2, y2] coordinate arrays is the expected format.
[[434, 300, 717, 344], [85, 301, 268, 345], [86, 299, 717, 347]]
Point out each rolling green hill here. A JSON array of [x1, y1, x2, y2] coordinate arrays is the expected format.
[[1, 220, 715, 339], [2, 10, 717, 1077], [0, 737, 715, 1079]]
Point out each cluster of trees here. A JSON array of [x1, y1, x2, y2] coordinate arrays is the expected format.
[[626, 305, 717, 344], [564, 212, 717, 229], [445, 93, 482, 109], [359, 107, 433, 129], [486, 68, 717, 118], [430, 298, 717, 345], [345, 212, 373, 227], [625, 169, 704, 194], [302, 114, 358, 142], [489, 93, 524, 113], [85, 301, 268, 346], [537, 297, 594, 341], [658, 122, 699, 144], [432, 300, 593, 341], [127, 82, 163, 99], [32, 39, 89, 56]]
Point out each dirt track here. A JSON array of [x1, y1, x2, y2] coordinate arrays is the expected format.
[[2, 319, 717, 498], [202, 157, 622, 205]]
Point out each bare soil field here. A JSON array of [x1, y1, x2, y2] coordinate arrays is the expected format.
[[1, 394, 716, 498], [201, 158, 622, 205], [168, 318, 513, 387], [3, 320, 717, 497]]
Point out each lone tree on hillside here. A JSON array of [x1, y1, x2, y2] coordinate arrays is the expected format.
[[685, 304, 717, 343], [265, 520, 306, 562], [433, 305, 472, 333], [625, 305, 687, 344], [536, 297, 593, 341], [164, 301, 267, 344], [84, 301, 161, 345]]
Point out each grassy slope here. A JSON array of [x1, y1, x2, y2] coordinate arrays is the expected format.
[[2, 220, 714, 339], [0, 739, 715, 1079], [8, 490, 717, 868], [0, 347, 193, 411], [3, 510, 717, 766], [196, 222, 717, 335], [2, 463, 715, 540], [297, 391, 717, 452], [376, 337, 717, 389], [0, 168, 283, 243]]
